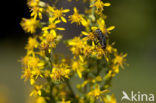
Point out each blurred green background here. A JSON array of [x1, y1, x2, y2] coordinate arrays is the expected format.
[[0, 0, 156, 103]]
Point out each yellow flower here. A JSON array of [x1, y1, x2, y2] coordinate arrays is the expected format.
[[72, 60, 85, 78], [95, 76, 102, 82], [43, 70, 50, 78], [44, 31, 56, 42], [68, 37, 92, 56], [113, 53, 127, 68], [50, 63, 70, 81], [94, 46, 105, 58], [46, 5, 55, 15], [51, 68, 70, 81], [69, 7, 86, 25], [82, 31, 95, 41], [22, 55, 44, 69], [97, 18, 115, 34], [42, 17, 65, 36], [68, 37, 84, 55], [106, 44, 117, 54], [39, 30, 62, 52], [90, 0, 111, 14], [27, 0, 40, 7], [21, 68, 31, 81], [20, 18, 39, 33], [30, 85, 43, 96], [25, 37, 38, 50], [88, 85, 109, 99], [31, 68, 44, 79], [112, 65, 119, 74], [51, 8, 70, 23], [31, 6, 43, 19]]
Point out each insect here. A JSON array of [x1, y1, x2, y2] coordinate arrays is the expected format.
[[94, 29, 107, 49]]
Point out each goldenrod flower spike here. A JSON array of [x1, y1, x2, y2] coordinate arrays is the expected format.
[[20, 0, 127, 102]]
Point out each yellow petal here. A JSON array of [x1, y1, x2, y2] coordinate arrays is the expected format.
[[79, 55, 84, 62], [104, 3, 111, 7], [61, 17, 67, 23], [48, 49, 51, 53], [107, 26, 115, 31], [39, 13, 42, 19], [123, 53, 128, 57], [92, 41, 95, 46], [42, 27, 49, 31], [57, 27, 65, 30], [73, 7, 78, 13], [38, 90, 41, 96], [82, 31, 88, 35], [30, 78, 35, 85], [81, 18, 88, 27], [91, 27, 98, 31], [63, 9, 70, 13], [77, 70, 82, 78], [54, 20, 61, 24]]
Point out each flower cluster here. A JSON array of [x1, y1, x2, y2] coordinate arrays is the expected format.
[[20, 0, 127, 103]]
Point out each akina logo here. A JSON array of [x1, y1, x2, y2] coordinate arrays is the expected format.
[[121, 91, 155, 102]]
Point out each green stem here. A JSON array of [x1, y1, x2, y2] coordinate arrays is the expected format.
[[84, 72, 88, 93], [49, 83, 56, 103], [65, 79, 76, 98]]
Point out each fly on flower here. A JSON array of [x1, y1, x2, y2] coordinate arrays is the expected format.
[[94, 29, 107, 49]]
